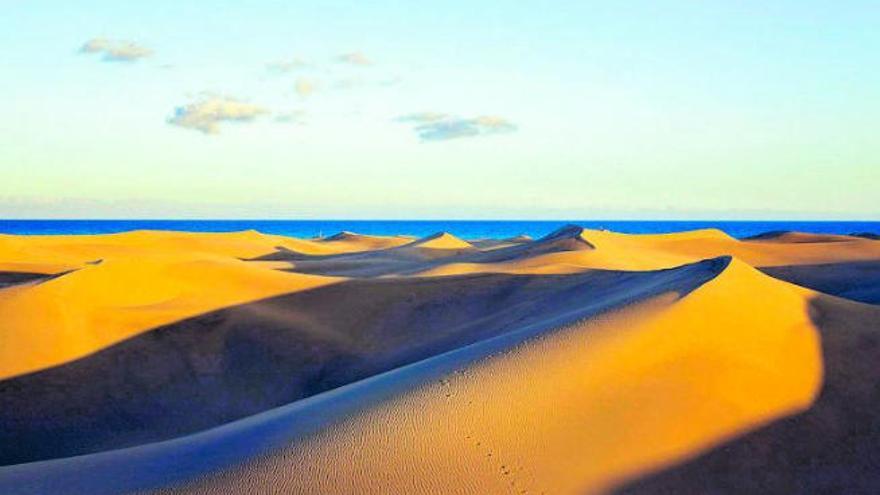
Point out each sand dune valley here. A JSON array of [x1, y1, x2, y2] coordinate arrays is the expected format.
[[1, 225, 879, 494]]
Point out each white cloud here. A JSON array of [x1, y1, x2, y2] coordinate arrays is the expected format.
[[168, 96, 268, 134], [472, 115, 517, 132], [396, 112, 450, 123], [80, 38, 153, 62], [266, 57, 310, 73], [396, 112, 517, 141]]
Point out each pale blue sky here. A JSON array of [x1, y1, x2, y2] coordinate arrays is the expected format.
[[1, 1, 878, 219]]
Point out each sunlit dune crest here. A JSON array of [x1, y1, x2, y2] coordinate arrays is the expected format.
[[0, 227, 878, 494], [404, 231, 476, 251]]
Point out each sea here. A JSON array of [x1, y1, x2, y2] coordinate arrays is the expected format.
[[0, 220, 878, 240]]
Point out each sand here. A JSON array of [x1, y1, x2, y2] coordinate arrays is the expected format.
[[0, 225, 878, 494]]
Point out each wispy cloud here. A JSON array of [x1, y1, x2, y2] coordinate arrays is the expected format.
[[396, 112, 450, 123], [471, 115, 518, 133], [80, 38, 153, 62], [396, 113, 517, 141], [266, 57, 310, 73], [168, 95, 268, 134], [336, 51, 372, 66]]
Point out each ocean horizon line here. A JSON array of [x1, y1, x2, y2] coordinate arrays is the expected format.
[[2, 218, 879, 222], [2, 218, 878, 240]]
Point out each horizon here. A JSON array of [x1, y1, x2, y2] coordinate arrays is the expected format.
[[3, 218, 877, 240], [3, 218, 880, 222]]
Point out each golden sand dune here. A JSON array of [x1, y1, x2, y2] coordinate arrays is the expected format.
[[403, 231, 475, 251], [317, 231, 413, 251], [0, 226, 878, 494], [742, 230, 861, 243], [413, 226, 880, 277], [0, 257, 721, 465], [469, 234, 532, 250], [575, 228, 880, 270], [0, 254, 340, 379], [0, 230, 424, 379], [0, 229, 399, 276], [154, 258, 823, 495]]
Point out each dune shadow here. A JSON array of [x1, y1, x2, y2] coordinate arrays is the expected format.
[[851, 233, 880, 241], [0, 258, 727, 466], [250, 225, 596, 278], [0, 271, 71, 289], [616, 295, 880, 494], [759, 261, 880, 305], [742, 231, 854, 243]]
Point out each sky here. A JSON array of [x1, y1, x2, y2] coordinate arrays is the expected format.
[[1, 1, 878, 219]]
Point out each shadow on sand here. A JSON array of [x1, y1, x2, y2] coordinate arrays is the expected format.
[[759, 261, 880, 305], [0, 258, 725, 466], [617, 294, 880, 494]]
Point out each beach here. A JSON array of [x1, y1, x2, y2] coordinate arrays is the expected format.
[[1, 225, 879, 494]]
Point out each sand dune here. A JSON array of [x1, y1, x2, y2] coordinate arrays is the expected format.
[[0, 261, 719, 465], [469, 234, 532, 250], [619, 295, 880, 493], [317, 231, 414, 251], [0, 252, 340, 379], [760, 260, 880, 304], [249, 231, 478, 277], [0, 271, 56, 289], [853, 232, 880, 240], [0, 229, 371, 276], [0, 226, 878, 494], [404, 231, 475, 251], [150, 257, 822, 495], [742, 230, 859, 243]]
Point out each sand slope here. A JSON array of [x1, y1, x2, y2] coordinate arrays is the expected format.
[[0, 258, 723, 465], [619, 295, 880, 494], [0, 226, 878, 494], [151, 258, 822, 495], [0, 254, 339, 379]]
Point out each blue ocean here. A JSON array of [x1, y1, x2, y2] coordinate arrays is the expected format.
[[0, 220, 877, 239]]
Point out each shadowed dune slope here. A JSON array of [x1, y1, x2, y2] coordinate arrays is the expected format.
[[317, 231, 414, 251], [271, 225, 596, 278], [468, 234, 532, 250], [465, 224, 594, 261], [403, 225, 594, 275], [245, 225, 880, 280], [0, 256, 831, 495], [0, 255, 339, 379], [742, 231, 859, 243], [249, 231, 478, 277], [852, 232, 880, 240], [759, 261, 880, 304], [414, 227, 880, 277], [0, 258, 723, 466], [618, 295, 880, 494], [148, 258, 822, 495], [0, 271, 56, 289]]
